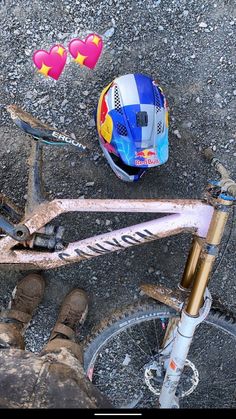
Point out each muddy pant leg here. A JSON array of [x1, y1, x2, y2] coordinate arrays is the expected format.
[[0, 322, 25, 349], [40, 342, 113, 408], [42, 337, 83, 362]]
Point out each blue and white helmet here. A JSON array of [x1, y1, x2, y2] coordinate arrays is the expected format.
[[96, 73, 169, 182]]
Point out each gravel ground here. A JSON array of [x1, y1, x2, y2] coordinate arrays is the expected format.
[[0, 0, 235, 406]]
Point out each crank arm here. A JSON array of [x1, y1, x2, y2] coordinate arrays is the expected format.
[[0, 214, 30, 241], [0, 194, 23, 222]]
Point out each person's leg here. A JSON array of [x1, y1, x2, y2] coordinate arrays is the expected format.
[[0, 273, 45, 349], [41, 288, 88, 363], [40, 289, 112, 408]]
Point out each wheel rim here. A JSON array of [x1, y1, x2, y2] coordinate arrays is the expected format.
[[85, 312, 236, 408]]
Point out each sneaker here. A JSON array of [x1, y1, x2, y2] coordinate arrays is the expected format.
[[0, 273, 45, 329], [48, 289, 88, 342]]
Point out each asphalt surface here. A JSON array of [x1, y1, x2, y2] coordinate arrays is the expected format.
[[0, 0, 235, 406]]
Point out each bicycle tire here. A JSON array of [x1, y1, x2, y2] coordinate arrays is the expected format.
[[83, 300, 236, 408]]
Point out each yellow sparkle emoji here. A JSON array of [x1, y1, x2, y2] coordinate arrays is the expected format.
[[38, 63, 52, 77], [57, 46, 65, 56], [74, 52, 87, 66], [92, 35, 101, 47]]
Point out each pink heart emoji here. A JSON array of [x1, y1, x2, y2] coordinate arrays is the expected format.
[[33, 45, 67, 80], [69, 33, 103, 70]]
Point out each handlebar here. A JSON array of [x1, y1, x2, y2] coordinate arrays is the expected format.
[[204, 147, 236, 198]]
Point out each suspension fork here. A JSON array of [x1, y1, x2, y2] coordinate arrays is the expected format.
[[159, 197, 233, 408]]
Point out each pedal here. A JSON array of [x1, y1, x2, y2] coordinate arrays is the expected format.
[[140, 283, 189, 312]]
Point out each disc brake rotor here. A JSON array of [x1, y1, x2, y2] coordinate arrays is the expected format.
[[144, 359, 199, 398]]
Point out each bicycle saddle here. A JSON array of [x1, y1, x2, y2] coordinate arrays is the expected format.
[[7, 104, 87, 151]]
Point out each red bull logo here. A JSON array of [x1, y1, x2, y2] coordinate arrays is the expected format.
[[135, 158, 159, 166], [135, 149, 156, 159]]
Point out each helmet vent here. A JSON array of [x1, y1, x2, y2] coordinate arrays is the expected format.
[[117, 122, 128, 136], [114, 86, 123, 114], [154, 87, 161, 112], [157, 121, 164, 134]]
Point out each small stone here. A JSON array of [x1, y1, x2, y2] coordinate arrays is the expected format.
[[88, 119, 95, 127], [60, 116, 65, 124], [103, 27, 115, 39], [37, 95, 49, 104], [183, 10, 189, 17], [148, 266, 155, 274], [93, 153, 100, 161], [212, 145, 217, 151], [122, 354, 131, 366], [196, 97, 201, 104], [85, 181, 95, 187], [183, 171, 188, 177], [173, 129, 181, 139], [25, 91, 34, 99], [105, 220, 111, 226], [163, 245, 168, 253], [158, 25, 164, 31], [61, 99, 68, 107], [233, 90, 236, 96], [83, 90, 89, 96], [58, 33, 68, 40], [79, 103, 86, 110], [96, 219, 101, 225], [182, 121, 192, 128], [199, 22, 208, 28], [190, 54, 196, 58]]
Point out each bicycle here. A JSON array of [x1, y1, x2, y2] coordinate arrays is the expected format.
[[0, 104, 236, 408]]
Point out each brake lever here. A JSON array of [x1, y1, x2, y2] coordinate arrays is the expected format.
[[203, 147, 236, 199]]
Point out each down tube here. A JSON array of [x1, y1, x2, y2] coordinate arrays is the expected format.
[[2, 213, 198, 269]]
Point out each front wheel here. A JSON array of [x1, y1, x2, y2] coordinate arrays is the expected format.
[[83, 301, 236, 408]]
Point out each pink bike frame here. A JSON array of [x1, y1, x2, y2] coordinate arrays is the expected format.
[[0, 198, 214, 269]]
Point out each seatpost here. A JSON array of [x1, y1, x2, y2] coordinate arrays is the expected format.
[[25, 139, 47, 216]]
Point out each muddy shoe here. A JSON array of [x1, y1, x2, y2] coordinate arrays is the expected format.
[[49, 289, 88, 342], [42, 289, 88, 361], [0, 273, 45, 330]]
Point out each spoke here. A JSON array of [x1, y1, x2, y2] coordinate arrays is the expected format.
[[92, 348, 146, 383], [124, 328, 151, 358], [138, 321, 155, 359], [190, 328, 213, 361], [153, 318, 161, 352]]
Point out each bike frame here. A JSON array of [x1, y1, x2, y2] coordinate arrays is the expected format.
[[0, 198, 213, 268], [0, 137, 233, 408]]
